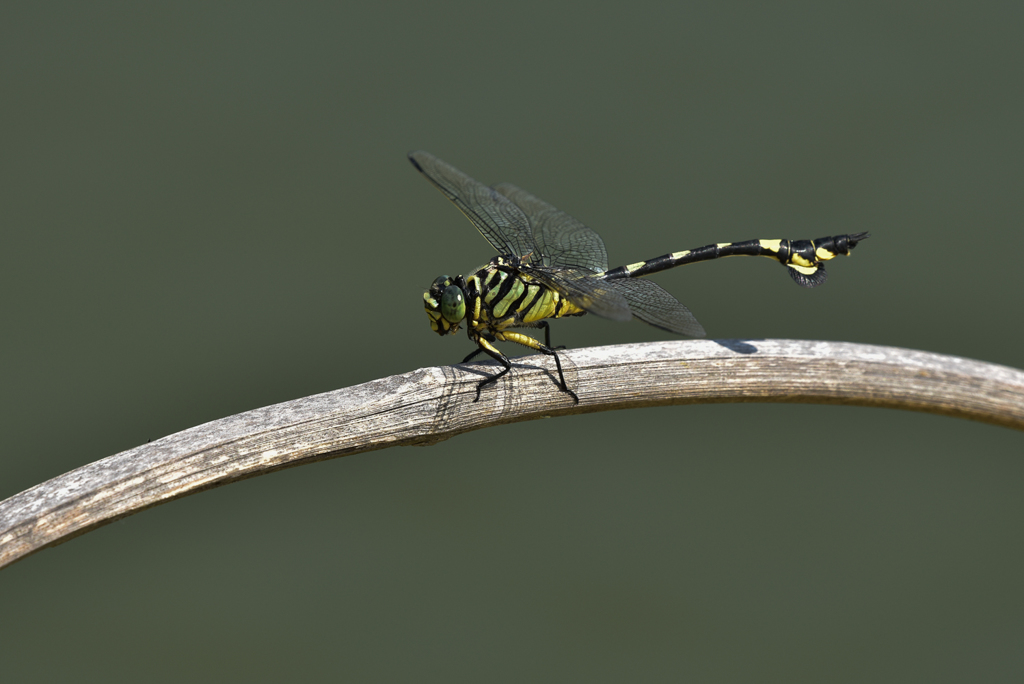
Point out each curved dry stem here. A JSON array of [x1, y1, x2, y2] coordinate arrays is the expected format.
[[2, 339, 1022, 570]]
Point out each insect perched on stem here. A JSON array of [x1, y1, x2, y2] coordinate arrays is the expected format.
[[412, 151, 868, 403]]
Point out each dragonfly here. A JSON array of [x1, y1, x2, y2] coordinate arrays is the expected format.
[[411, 151, 869, 403]]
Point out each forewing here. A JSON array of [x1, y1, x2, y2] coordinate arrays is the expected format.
[[409, 151, 536, 258], [606, 278, 706, 337], [494, 182, 609, 273]]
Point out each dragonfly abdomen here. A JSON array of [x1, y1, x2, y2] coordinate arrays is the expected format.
[[600, 233, 869, 288]]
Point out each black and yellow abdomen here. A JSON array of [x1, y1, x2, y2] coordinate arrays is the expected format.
[[600, 234, 867, 288]]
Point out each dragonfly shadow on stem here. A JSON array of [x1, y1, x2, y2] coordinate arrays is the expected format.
[[714, 339, 760, 355]]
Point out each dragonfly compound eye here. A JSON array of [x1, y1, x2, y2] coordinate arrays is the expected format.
[[431, 275, 451, 295], [441, 285, 466, 323]]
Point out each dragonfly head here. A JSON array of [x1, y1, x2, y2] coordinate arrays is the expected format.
[[424, 275, 466, 336]]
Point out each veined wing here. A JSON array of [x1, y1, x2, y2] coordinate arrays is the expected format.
[[525, 265, 633, 322], [604, 277, 706, 337], [408, 151, 536, 259], [493, 182, 609, 274]]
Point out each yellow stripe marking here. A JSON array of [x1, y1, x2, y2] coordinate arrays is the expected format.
[[625, 261, 646, 273], [790, 254, 815, 267], [815, 247, 836, 261], [519, 285, 539, 311], [716, 242, 731, 248], [670, 250, 691, 259], [788, 263, 818, 275], [522, 289, 559, 323], [759, 239, 782, 252], [483, 272, 508, 304], [493, 278, 525, 317]]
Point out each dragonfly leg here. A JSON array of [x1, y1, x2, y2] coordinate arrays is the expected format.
[[535, 321, 567, 350], [544, 347, 578, 404], [536, 321, 551, 347], [500, 331, 579, 405], [515, 320, 565, 350], [470, 338, 512, 402]]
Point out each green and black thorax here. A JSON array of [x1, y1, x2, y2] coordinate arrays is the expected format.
[[424, 255, 588, 341], [411, 150, 869, 402]]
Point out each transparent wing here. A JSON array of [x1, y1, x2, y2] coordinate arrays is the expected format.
[[525, 266, 633, 322], [409, 151, 536, 258], [604, 278, 706, 337], [493, 182, 609, 273]]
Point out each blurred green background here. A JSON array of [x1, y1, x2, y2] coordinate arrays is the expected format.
[[2, 1, 1022, 681]]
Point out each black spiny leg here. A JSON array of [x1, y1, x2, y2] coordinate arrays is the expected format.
[[538, 321, 552, 347], [463, 322, 557, 358], [543, 322, 570, 351], [464, 332, 579, 404], [500, 331, 579, 405], [470, 343, 513, 402], [515, 320, 565, 350], [541, 346, 578, 404], [535, 321, 564, 349]]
